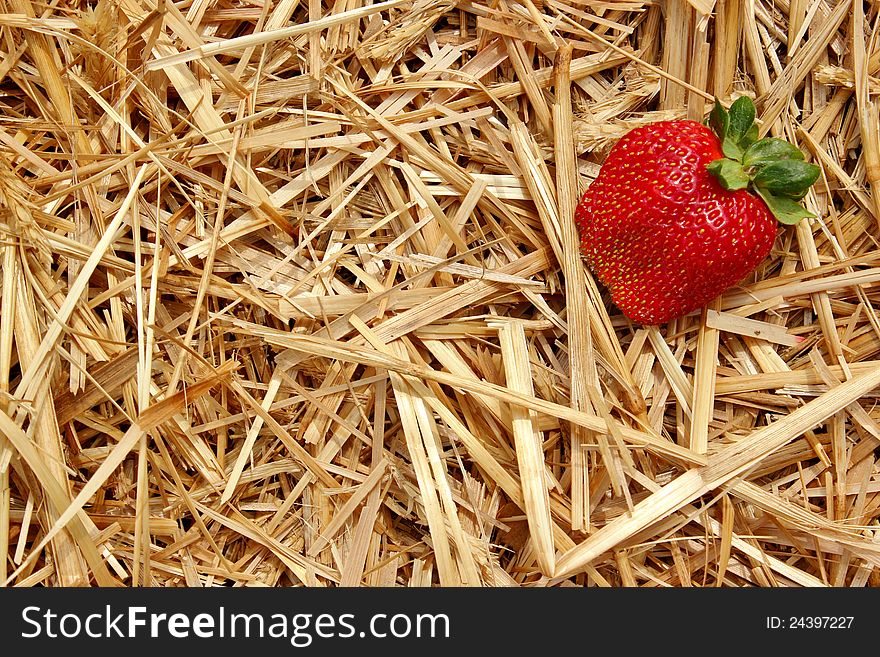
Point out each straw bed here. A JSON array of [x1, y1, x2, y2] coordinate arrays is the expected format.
[[0, 0, 878, 587]]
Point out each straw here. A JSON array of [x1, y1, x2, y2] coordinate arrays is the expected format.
[[0, 0, 876, 588]]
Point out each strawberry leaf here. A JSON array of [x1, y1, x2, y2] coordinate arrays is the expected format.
[[741, 123, 759, 150], [712, 97, 760, 164], [743, 138, 805, 167], [706, 97, 819, 227], [707, 158, 749, 190], [756, 188, 815, 225], [753, 160, 820, 198], [727, 96, 756, 145], [710, 98, 730, 143], [721, 139, 744, 160]]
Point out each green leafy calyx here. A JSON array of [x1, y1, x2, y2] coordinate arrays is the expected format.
[[707, 96, 819, 225]]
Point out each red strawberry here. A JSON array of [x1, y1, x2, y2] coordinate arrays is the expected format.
[[575, 97, 819, 325]]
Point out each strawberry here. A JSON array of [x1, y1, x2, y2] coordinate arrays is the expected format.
[[575, 97, 819, 325]]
